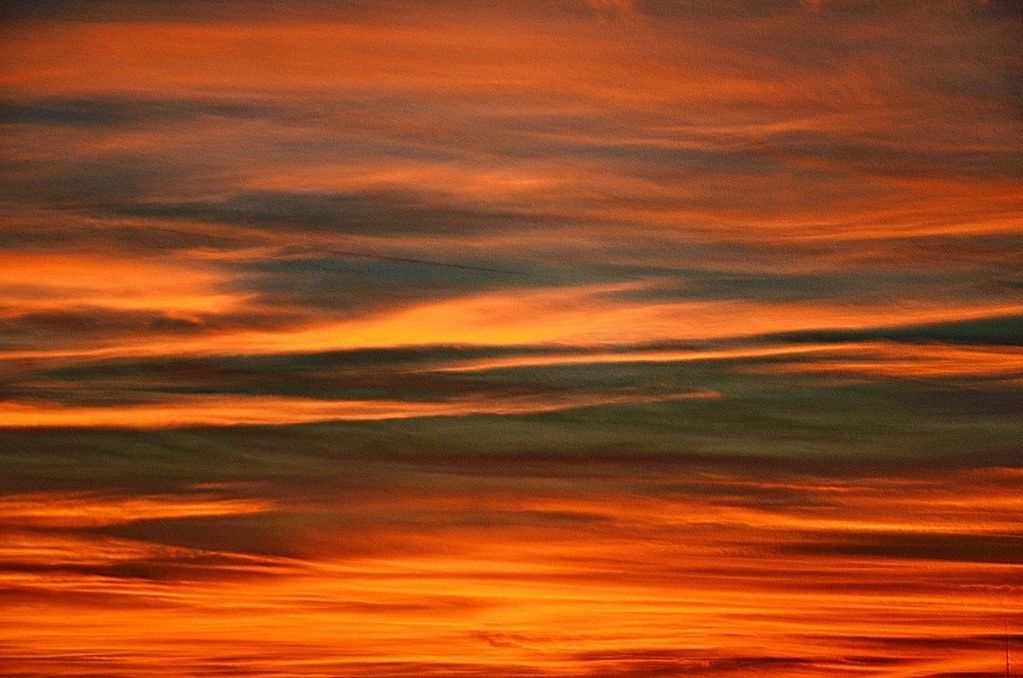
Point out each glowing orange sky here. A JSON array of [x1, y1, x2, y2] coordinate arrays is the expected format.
[[1, 1, 1021, 676]]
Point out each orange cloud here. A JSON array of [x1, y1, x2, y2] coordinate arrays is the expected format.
[[1, 466, 1018, 676], [0, 491, 274, 528], [6, 282, 1022, 365], [749, 342, 1023, 380], [1, 3, 1021, 676], [0, 389, 717, 428], [0, 254, 244, 316], [432, 342, 858, 372]]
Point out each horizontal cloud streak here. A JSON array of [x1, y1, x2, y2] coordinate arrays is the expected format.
[[0, 390, 718, 428]]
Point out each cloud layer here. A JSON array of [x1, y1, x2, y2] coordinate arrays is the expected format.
[[1, 1, 1021, 675]]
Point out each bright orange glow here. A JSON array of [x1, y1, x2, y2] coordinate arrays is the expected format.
[[2, 2, 1021, 676], [0, 254, 243, 315], [4, 286, 1021, 365], [0, 470, 1019, 676]]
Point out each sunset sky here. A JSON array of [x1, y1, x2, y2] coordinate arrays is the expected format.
[[1, 1, 1022, 676]]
